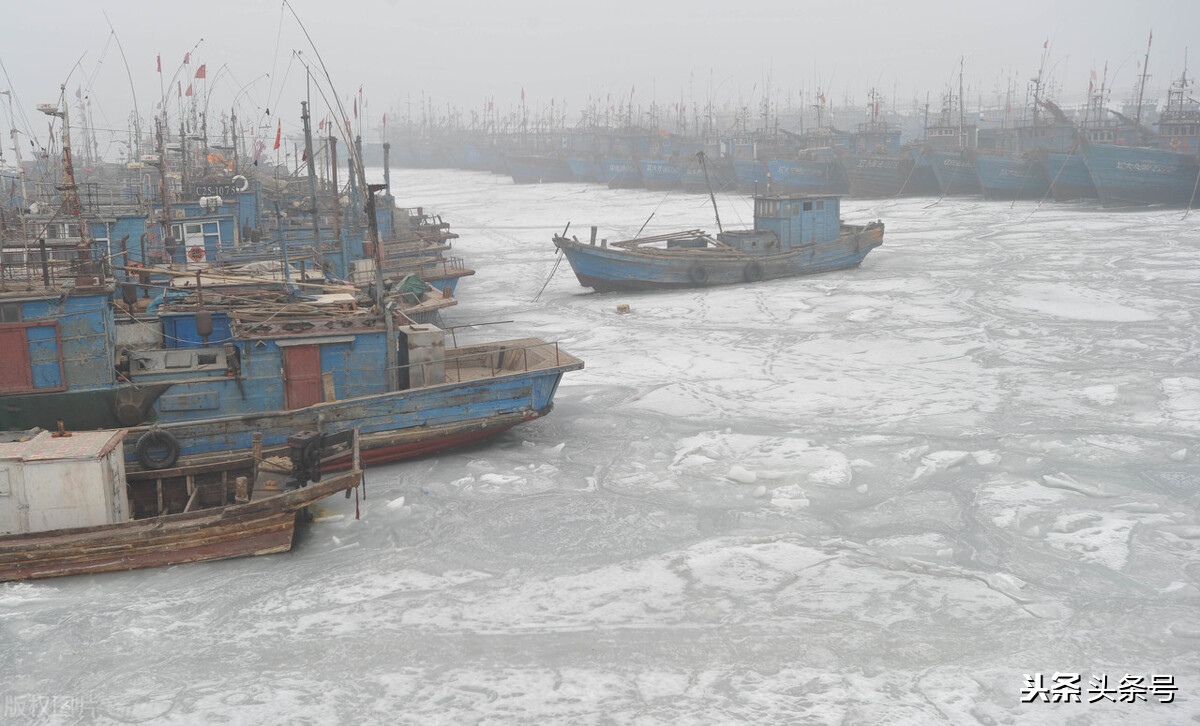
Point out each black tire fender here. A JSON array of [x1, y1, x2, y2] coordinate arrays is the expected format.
[[743, 261, 764, 282], [135, 429, 180, 470], [688, 265, 709, 285]]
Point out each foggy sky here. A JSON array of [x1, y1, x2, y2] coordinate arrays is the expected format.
[[1, 0, 1197, 152]]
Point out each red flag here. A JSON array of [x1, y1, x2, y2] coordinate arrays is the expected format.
[[1043, 38, 1048, 49], [195, 64, 206, 79], [488, 101, 493, 111], [353, 97, 357, 118], [383, 113, 387, 125], [185, 84, 193, 97], [318, 119, 324, 131], [818, 93, 826, 104], [273, 120, 281, 150], [75, 87, 82, 100], [301, 148, 307, 162], [184, 52, 190, 64], [156, 54, 161, 73]]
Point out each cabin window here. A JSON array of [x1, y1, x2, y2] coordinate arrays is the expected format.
[[755, 200, 780, 218], [803, 201, 813, 212], [0, 304, 19, 323]]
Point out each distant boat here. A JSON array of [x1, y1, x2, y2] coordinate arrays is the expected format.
[[0, 427, 363, 581], [973, 48, 1077, 200], [841, 90, 939, 197], [1081, 53, 1200, 207], [552, 175, 883, 292], [924, 76, 982, 195]]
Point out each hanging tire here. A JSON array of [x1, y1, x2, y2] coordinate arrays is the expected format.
[[135, 429, 180, 470], [688, 265, 709, 285], [743, 261, 764, 283]]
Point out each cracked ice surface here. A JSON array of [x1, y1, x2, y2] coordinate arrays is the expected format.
[[3, 171, 1200, 724]]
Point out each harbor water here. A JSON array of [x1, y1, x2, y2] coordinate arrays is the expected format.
[[3, 169, 1199, 724]]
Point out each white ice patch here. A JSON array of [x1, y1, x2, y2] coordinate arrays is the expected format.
[[1079, 384, 1119, 406], [910, 450, 971, 479], [670, 430, 851, 488], [1004, 283, 1157, 321], [1161, 377, 1200, 430], [1044, 513, 1135, 570]]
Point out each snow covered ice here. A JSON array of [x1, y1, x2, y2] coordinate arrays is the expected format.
[[2, 170, 1199, 724]]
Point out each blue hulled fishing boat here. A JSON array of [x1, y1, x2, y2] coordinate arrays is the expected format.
[[551, 168, 883, 293], [1081, 62, 1200, 207]]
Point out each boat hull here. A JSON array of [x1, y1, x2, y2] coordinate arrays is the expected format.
[[1081, 143, 1200, 206], [974, 154, 1050, 199], [0, 471, 360, 581], [555, 225, 884, 293], [927, 151, 981, 195], [1043, 152, 1097, 201]]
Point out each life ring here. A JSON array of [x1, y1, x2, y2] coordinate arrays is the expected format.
[[688, 265, 709, 285], [231, 174, 249, 192], [743, 261, 764, 282], [135, 429, 180, 470]]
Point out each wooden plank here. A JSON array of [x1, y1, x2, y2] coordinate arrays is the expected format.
[[322, 371, 336, 402], [182, 486, 200, 513]]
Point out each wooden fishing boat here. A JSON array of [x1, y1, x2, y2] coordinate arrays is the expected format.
[[552, 190, 883, 293], [0, 427, 363, 581]]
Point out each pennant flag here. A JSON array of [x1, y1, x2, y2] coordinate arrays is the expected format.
[[318, 119, 324, 131], [75, 87, 82, 100], [184, 52, 190, 64], [273, 121, 281, 150], [195, 64, 206, 79], [301, 148, 307, 162], [156, 54, 161, 73], [819, 93, 826, 103], [1043, 38, 1048, 49], [185, 84, 193, 97]]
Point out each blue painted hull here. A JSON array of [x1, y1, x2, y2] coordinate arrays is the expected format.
[[123, 345, 582, 468], [680, 157, 736, 193], [566, 156, 601, 182], [928, 151, 981, 195], [1043, 152, 1097, 201], [842, 152, 940, 197], [554, 224, 884, 293], [974, 154, 1050, 199], [732, 159, 769, 190], [765, 159, 848, 194], [638, 159, 683, 190], [1081, 143, 1200, 207], [505, 155, 574, 184], [599, 157, 644, 188]]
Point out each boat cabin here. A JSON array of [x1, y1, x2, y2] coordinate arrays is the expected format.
[[0, 429, 128, 534], [743, 194, 842, 249]]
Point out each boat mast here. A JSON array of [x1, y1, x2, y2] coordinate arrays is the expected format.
[[1133, 31, 1153, 143], [697, 151, 723, 234], [958, 57, 966, 150]]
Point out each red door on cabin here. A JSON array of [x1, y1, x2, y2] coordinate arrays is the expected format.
[[0, 328, 31, 393], [282, 345, 324, 410]]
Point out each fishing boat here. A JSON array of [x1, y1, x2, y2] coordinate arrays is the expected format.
[[840, 91, 940, 197], [0, 426, 362, 581], [1081, 51, 1200, 207], [552, 172, 883, 292]]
